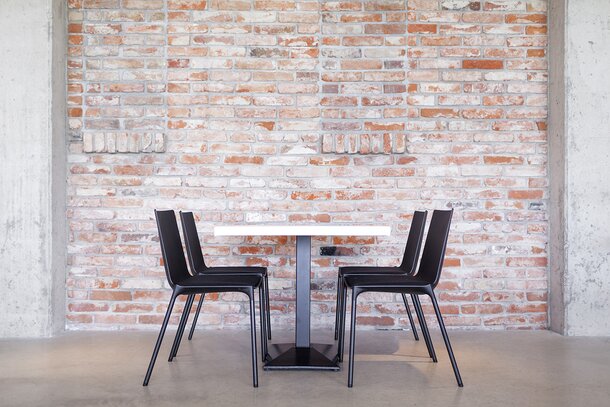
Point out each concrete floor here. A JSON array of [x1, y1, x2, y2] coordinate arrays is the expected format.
[[1, 329, 609, 407]]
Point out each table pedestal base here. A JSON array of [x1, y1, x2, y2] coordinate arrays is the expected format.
[[263, 343, 340, 371]]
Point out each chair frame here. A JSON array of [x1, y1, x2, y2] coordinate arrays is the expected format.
[[142, 210, 266, 387], [334, 211, 429, 349], [337, 209, 463, 387], [165, 211, 271, 362]]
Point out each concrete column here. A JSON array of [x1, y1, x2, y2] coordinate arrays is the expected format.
[[549, 0, 610, 336], [0, 0, 66, 337]]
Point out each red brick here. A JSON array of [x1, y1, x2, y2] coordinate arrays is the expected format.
[[527, 49, 546, 58], [236, 246, 273, 255], [462, 59, 504, 69], [224, 156, 264, 165], [68, 302, 110, 312], [508, 190, 544, 199], [408, 24, 437, 33], [420, 108, 460, 118], [90, 291, 132, 301], [484, 156, 524, 164], [526, 25, 547, 35], [288, 214, 331, 223], [505, 14, 547, 24]]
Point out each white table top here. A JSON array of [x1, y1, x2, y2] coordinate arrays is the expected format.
[[214, 225, 391, 237]]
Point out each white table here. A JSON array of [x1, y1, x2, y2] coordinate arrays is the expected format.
[[214, 224, 391, 370]]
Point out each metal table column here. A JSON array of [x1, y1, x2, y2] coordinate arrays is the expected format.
[[263, 235, 340, 370]]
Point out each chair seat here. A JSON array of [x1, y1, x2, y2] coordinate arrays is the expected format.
[[344, 274, 430, 288], [203, 266, 267, 276], [177, 274, 262, 288], [339, 266, 405, 276]]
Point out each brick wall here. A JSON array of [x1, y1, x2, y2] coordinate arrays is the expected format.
[[66, 0, 548, 330]]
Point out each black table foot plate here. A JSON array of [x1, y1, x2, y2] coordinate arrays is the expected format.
[[263, 343, 340, 371]]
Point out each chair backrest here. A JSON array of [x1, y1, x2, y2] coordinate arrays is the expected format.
[[179, 211, 207, 274], [416, 209, 453, 288], [399, 210, 428, 274], [155, 209, 191, 287]]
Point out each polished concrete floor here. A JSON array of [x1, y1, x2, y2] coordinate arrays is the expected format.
[[1, 329, 609, 406]]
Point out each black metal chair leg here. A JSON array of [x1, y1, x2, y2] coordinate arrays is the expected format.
[[429, 291, 463, 387], [338, 282, 348, 362], [259, 286, 268, 359], [334, 274, 342, 340], [412, 294, 437, 362], [264, 274, 271, 340], [336, 283, 343, 360], [143, 292, 177, 386], [188, 293, 205, 341], [401, 293, 419, 341], [169, 294, 194, 361], [258, 287, 265, 340], [347, 288, 358, 388], [248, 290, 259, 388]]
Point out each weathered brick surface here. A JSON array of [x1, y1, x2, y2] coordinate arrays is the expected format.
[[67, 0, 548, 331], [321, 0, 408, 154]]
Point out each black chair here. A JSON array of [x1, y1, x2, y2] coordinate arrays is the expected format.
[[143, 210, 265, 387], [164, 211, 271, 362], [338, 209, 463, 387], [334, 211, 428, 344]]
